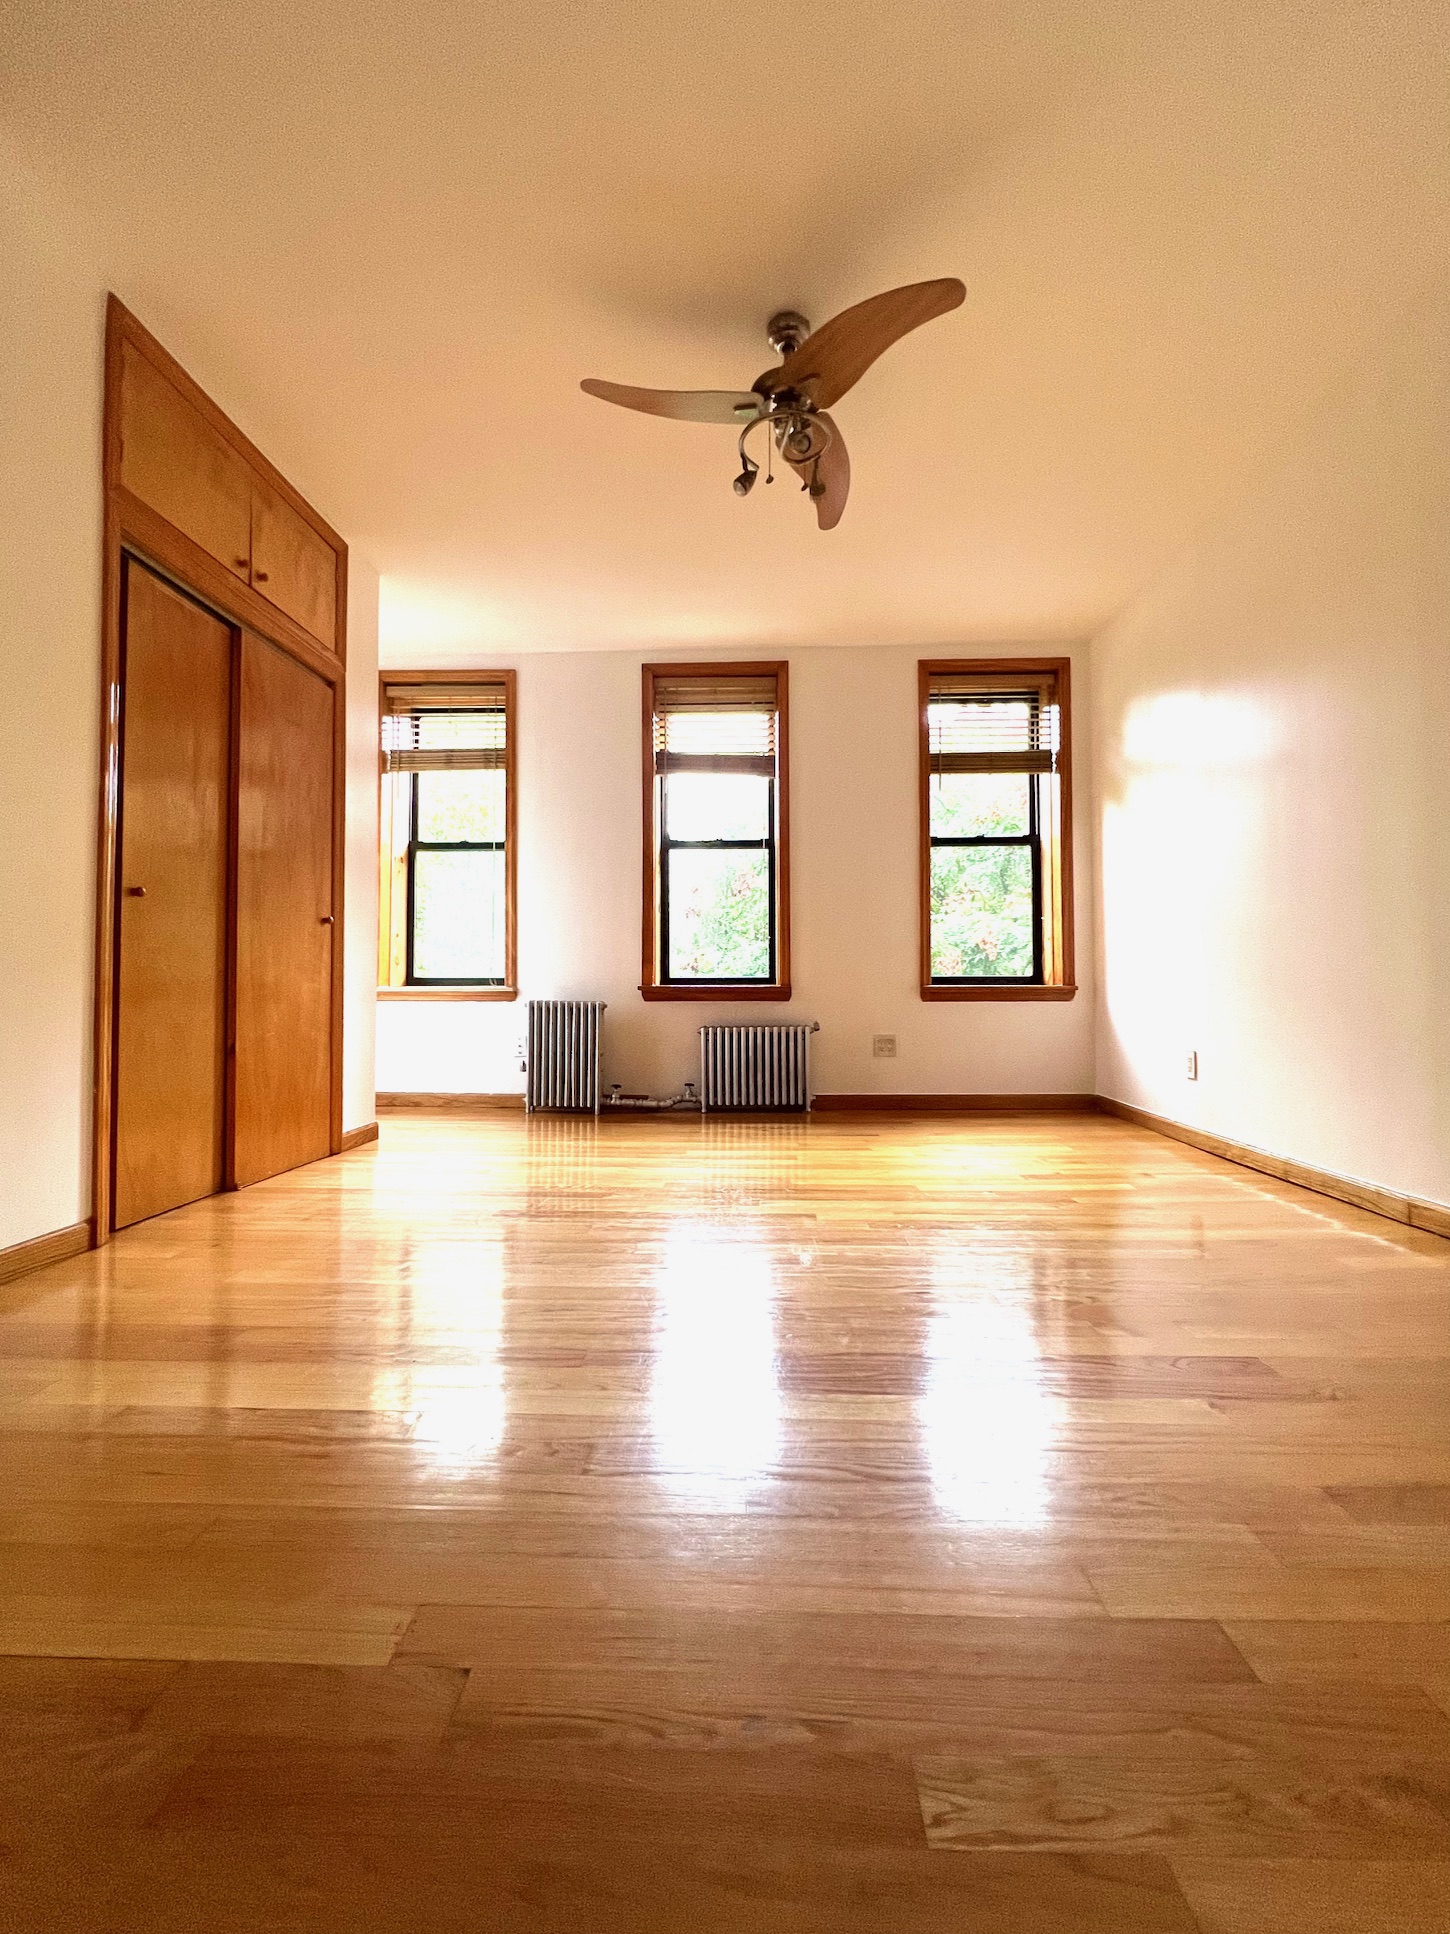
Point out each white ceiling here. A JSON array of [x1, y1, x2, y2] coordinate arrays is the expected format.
[[5, 0, 1449, 656]]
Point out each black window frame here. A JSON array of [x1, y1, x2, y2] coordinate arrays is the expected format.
[[927, 693, 1047, 987], [658, 768, 778, 987], [403, 766, 509, 989]]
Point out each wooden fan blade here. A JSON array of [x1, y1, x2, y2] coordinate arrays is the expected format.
[[768, 278, 964, 408], [783, 413, 850, 530], [580, 380, 763, 424]]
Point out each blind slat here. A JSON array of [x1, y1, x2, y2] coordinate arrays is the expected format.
[[926, 673, 1059, 775], [380, 683, 508, 775], [931, 749, 1056, 775], [651, 671, 779, 763], [654, 751, 776, 776], [652, 675, 777, 714], [383, 682, 508, 711], [386, 747, 508, 773]]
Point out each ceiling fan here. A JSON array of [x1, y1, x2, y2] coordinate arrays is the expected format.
[[581, 278, 965, 530]]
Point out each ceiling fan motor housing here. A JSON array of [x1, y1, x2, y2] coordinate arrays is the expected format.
[[766, 310, 811, 358]]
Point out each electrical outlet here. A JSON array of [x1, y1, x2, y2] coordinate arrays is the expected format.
[[1186, 1050, 1198, 1081], [873, 1034, 897, 1059]]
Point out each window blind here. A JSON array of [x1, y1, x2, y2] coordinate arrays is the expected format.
[[926, 673, 1059, 776], [381, 681, 508, 773], [652, 672, 778, 775]]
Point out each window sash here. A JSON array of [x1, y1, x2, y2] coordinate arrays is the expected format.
[[404, 773, 507, 985], [928, 819, 1044, 984], [659, 777, 778, 985]]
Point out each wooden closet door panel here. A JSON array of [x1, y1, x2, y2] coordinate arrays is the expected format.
[[118, 343, 253, 583], [113, 561, 232, 1230], [250, 480, 337, 650], [233, 633, 335, 1186]]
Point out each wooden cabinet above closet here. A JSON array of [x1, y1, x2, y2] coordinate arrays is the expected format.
[[113, 307, 344, 657], [250, 475, 337, 647], [118, 341, 254, 588]]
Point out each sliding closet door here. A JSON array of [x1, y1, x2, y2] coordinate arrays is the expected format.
[[233, 632, 335, 1185], [112, 559, 232, 1229]]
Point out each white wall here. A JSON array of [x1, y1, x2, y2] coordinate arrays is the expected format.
[[342, 561, 379, 1132], [0, 143, 380, 1249], [1093, 274, 1450, 1208], [376, 640, 1094, 1099], [0, 144, 105, 1251]]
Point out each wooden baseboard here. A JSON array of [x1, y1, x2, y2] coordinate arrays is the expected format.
[[0, 1219, 94, 1286], [814, 1093, 1099, 1114], [1098, 1096, 1450, 1239], [339, 1122, 380, 1151], [377, 1093, 526, 1113]]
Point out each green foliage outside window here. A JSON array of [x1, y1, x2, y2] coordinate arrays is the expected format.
[[667, 849, 770, 979], [930, 772, 1036, 979]]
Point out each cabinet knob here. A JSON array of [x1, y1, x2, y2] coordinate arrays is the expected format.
[[233, 557, 249, 570], [124, 885, 147, 898], [254, 571, 269, 583], [319, 914, 334, 926]]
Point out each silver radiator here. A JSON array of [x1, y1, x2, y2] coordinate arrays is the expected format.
[[698, 1023, 819, 1113], [526, 1001, 606, 1114]]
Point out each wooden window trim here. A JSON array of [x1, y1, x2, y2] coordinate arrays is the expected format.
[[640, 661, 791, 1002], [918, 656, 1076, 1002], [377, 669, 518, 999]]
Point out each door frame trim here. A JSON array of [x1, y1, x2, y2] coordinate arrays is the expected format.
[[93, 298, 348, 1242]]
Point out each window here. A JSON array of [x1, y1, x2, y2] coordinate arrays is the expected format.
[[642, 663, 790, 1000], [378, 672, 517, 998], [919, 659, 1075, 1000]]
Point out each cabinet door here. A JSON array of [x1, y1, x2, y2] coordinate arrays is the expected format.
[[250, 479, 338, 649], [113, 560, 232, 1229], [233, 633, 335, 1186], [118, 342, 252, 584]]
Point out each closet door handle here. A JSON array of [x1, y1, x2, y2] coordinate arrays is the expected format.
[[319, 915, 334, 926], [124, 885, 147, 898]]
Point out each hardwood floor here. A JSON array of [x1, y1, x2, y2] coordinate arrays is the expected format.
[[3, 1109, 1450, 1929]]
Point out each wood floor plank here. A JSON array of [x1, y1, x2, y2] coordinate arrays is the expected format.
[[141, 1660, 469, 1741], [1329, 1484, 1450, 1525], [0, 1833, 1205, 1933], [1222, 1619, 1450, 1699], [1088, 1562, 1450, 1621], [1170, 1856, 1450, 1933], [398, 1606, 1256, 1681], [915, 1748, 1450, 1856], [0, 1654, 181, 1725]]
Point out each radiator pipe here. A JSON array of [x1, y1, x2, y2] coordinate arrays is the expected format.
[[602, 1082, 702, 1112]]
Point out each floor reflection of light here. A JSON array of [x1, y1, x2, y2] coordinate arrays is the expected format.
[[405, 1238, 507, 1478], [920, 1243, 1064, 1528], [650, 1223, 781, 1508]]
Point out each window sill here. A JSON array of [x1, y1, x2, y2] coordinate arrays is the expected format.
[[640, 982, 793, 1003], [377, 986, 519, 1002], [920, 983, 1077, 1002]]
